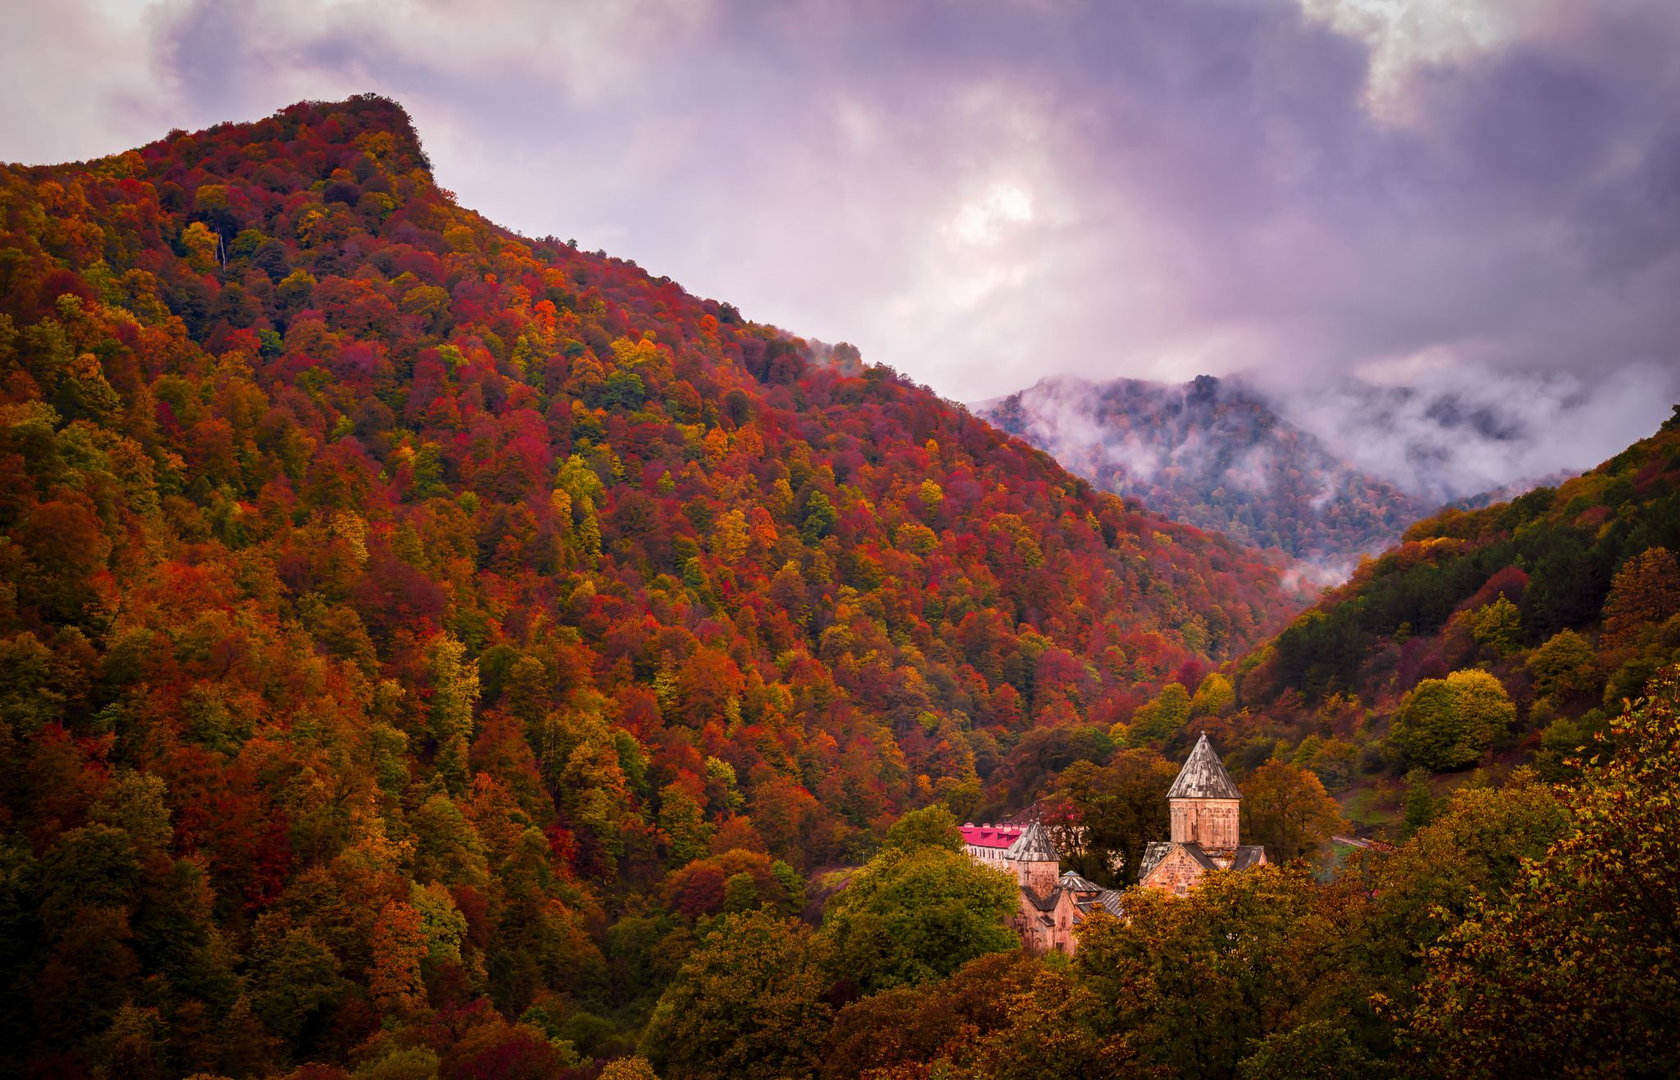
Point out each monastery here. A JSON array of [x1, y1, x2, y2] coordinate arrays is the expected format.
[[959, 818, 1124, 953], [960, 732, 1264, 951]]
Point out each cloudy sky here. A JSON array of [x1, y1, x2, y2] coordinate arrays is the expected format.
[[2, 0, 1677, 488]]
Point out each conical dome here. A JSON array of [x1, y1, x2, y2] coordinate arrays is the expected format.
[[1005, 821, 1059, 862], [1166, 732, 1241, 799]]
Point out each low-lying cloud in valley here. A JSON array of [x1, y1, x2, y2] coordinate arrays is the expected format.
[[1272, 359, 1672, 503]]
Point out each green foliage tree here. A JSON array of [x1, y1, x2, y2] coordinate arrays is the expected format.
[[818, 845, 1018, 994], [1390, 670, 1515, 771], [1533, 710, 1610, 782], [881, 804, 963, 854], [640, 910, 832, 1080], [658, 783, 714, 867], [248, 924, 345, 1044], [722, 871, 759, 913], [411, 793, 490, 888], [1190, 672, 1235, 718], [426, 633, 480, 793], [1467, 596, 1523, 656], [1526, 629, 1599, 700], [1292, 735, 1360, 791], [800, 491, 838, 543], [1239, 1020, 1389, 1080], [1121, 682, 1191, 746], [1355, 771, 1570, 1024], [1406, 668, 1680, 1075], [1400, 768, 1436, 838]]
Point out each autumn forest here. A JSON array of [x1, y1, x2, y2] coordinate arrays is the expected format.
[[1, 95, 1677, 1080]]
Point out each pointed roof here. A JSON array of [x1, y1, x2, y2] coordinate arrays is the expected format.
[[1138, 841, 1172, 880], [1166, 732, 1242, 800], [1005, 821, 1059, 863]]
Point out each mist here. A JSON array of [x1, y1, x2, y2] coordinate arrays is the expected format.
[[1258, 359, 1676, 503]]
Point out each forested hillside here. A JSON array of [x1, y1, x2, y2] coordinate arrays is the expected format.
[[980, 374, 1431, 576], [0, 96, 1305, 1075], [1188, 412, 1680, 817]]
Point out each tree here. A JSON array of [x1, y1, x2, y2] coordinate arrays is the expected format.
[[1074, 866, 1352, 1079], [662, 850, 800, 921], [881, 804, 963, 854], [1600, 547, 1680, 649], [640, 911, 832, 1080], [1466, 596, 1522, 656], [247, 924, 346, 1044], [821, 950, 1108, 1080], [1406, 667, 1680, 1075], [817, 845, 1018, 994], [1357, 771, 1571, 1024], [1526, 629, 1598, 701], [658, 783, 714, 867], [1190, 672, 1235, 718], [1390, 670, 1514, 771], [1043, 751, 1177, 887], [411, 793, 491, 888], [368, 900, 428, 1016], [599, 1058, 661, 1080], [800, 491, 838, 543], [1121, 682, 1191, 746], [426, 633, 480, 794], [1239, 1020, 1388, 1080], [1240, 761, 1346, 864], [1401, 768, 1436, 838]]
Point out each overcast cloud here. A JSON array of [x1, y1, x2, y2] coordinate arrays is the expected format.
[[2, 0, 1676, 489]]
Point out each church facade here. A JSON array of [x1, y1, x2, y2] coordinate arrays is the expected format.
[[1137, 732, 1266, 894]]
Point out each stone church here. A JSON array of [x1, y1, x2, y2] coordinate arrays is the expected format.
[[1137, 732, 1267, 894], [960, 731, 1265, 950]]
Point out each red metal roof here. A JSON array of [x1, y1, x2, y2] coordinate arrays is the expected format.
[[960, 824, 1023, 849]]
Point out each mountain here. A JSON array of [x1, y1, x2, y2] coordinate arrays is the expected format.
[[979, 374, 1434, 578], [0, 96, 1307, 1072]]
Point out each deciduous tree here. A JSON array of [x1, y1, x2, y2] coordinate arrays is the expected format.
[[640, 910, 832, 1080], [1390, 670, 1514, 771]]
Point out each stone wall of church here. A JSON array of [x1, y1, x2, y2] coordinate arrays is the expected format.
[[1169, 797, 1241, 848], [1019, 858, 1059, 895], [1142, 847, 1208, 896]]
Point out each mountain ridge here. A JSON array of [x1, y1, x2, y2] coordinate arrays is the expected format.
[[979, 372, 1434, 578]]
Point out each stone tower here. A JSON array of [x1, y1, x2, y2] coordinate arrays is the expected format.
[[1006, 821, 1061, 895], [1166, 732, 1242, 849]]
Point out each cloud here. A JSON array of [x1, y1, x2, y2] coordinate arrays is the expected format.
[[1, 0, 1675, 491], [1272, 358, 1675, 503]]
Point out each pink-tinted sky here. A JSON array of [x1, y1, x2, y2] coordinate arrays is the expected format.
[[2, 0, 1676, 488]]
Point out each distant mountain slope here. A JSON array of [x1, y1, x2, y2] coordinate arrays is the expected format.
[[0, 96, 1307, 1071], [1226, 409, 1680, 787], [980, 374, 1432, 575]]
